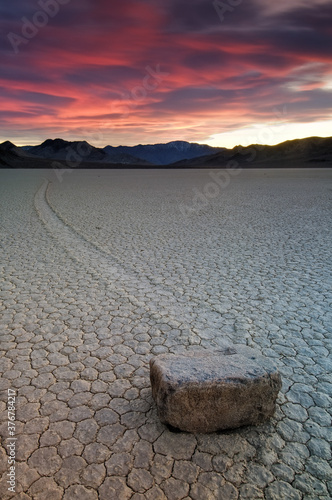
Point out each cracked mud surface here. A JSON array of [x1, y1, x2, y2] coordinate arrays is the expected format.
[[0, 168, 331, 499]]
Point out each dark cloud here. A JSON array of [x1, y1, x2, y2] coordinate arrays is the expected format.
[[0, 1, 36, 21], [163, 0, 263, 33], [148, 86, 259, 114], [263, 27, 332, 59], [0, 87, 74, 106], [163, 0, 223, 33], [289, 89, 332, 112], [1, 0, 90, 29], [183, 50, 229, 70], [270, 3, 332, 33], [0, 110, 36, 120], [63, 66, 146, 88]]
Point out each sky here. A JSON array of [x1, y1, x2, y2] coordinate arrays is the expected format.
[[1, 0, 332, 148]]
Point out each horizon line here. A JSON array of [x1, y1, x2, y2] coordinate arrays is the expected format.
[[3, 133, 332, 152]]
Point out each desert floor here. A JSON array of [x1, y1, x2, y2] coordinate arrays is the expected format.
[[0, 168, 331, 499]]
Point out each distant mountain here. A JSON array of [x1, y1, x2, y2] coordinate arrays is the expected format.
[[27, 138, 151, 165], [1, 140, 31, 156], [1, 140, 16, 151], [104, 141, 224, 165], [171, 136, 332, 167], [18, 138, 225, 165], [0, 142, 15, 167], [1, 136, 331, 168], [0, 140, 36, 167]]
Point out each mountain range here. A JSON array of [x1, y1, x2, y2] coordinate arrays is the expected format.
[[104, 141, 224, 165], [0, 140, 37, 167], [19, 139, 223, 166], [21, 138, 152, 166], [172, 136, 332, 168], [1, 136, 332, 169]]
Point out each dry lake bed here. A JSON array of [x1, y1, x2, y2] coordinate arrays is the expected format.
[[0, 168, 331, 499]]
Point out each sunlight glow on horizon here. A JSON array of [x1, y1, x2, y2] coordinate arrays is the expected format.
[[3, 120, 331, 150], [201, 120, 332, 149]]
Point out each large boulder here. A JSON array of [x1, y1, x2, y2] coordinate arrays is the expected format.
[[150, 346, 282, 433]]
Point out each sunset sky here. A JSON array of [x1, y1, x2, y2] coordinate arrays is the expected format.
[[1, 0, 332, 148]]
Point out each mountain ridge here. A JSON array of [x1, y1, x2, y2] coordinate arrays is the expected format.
[[25, 138, 152, 165], [104, 141, 224, 165], [1, 136, 331, 168], [169, 136, 332, 167]]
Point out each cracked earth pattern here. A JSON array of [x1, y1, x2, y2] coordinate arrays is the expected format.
[[0, 168, 331, 499]]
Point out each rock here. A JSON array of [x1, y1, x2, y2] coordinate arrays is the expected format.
[[149, 346, 282, 433]]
